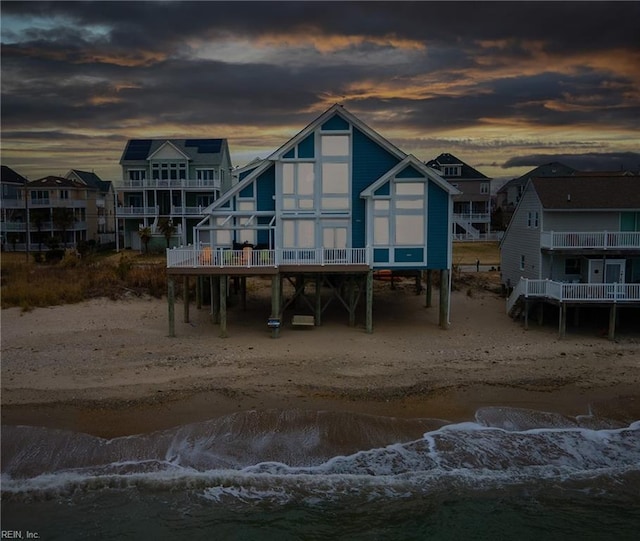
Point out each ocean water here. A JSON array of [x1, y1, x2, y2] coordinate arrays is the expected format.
[[2, 407, 639, 540]]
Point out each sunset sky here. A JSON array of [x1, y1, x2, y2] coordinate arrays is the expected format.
[[1, 1, 639, 185]]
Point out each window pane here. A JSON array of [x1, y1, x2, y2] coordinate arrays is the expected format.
[[283, 220, 295, 247], [374, 200, 389, 211], [321, 135, 349, 156], [298, 163, 315, 195], [322, 163, 349, 193], [298, 220, 315, 248], [374, 217, 389, 245], [238, 201, 254, 211], [283, 164, 294, 194], [396, 183, 424, 196], [321, 197, 349, 209], [395, 199, 423, 209], [395, 215, 423, 244]]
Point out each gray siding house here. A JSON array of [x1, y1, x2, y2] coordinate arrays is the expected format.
[[501, 175, 640, 337]]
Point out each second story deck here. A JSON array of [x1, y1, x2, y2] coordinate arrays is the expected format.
[[540, 231, 640, 251], [166, 246, 371, 275]]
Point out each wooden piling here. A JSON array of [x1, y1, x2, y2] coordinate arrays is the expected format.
[[439, 269, 450, 330], [219, 275, 227, 338], [183, 276, 190, 323], [366, 270, 373, 334], [168, 277, 175, 337]]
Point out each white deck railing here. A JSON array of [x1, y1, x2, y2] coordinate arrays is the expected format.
[[540, 231, 640, 250], [120, 179, 221, 189], [116, 206, 159, 216], [507, 278, 640, 313], [167, 246, 370, 269]]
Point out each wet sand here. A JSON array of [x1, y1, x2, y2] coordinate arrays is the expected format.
[[2, 275, 639, 437]]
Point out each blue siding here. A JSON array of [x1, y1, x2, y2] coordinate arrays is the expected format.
[[239, 184, 254, 198], [374, 248, 389, 263], [256, 164, 275, 212], [427, 182, 449, 269], [322, 114, 350, 131], [394, 247, 424, 263], [374, 182, 390, 196], [298, 134, 315, 158], [352, 127, 400, 248], [397, 165, 424, 179]]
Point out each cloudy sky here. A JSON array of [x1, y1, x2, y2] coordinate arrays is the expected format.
[[2, 1, 639, 185]]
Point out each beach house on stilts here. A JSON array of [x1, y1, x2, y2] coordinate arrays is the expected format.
[[166, 104, 459, 337]]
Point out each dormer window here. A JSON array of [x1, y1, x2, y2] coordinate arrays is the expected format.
[[442, 165, 461, 176]]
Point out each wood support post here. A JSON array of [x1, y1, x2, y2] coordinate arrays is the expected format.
[[219, 275, 227, 338], [608, 305, 617, 341], [524, 300, 529, 330], [196, 276, 202, 310], [425, 270, 432, 308], [212, 276, 220, 324], [559, 303, 567, 339], [241, 276, 247, 311], [348, 277, 356, 327], [183, 276, 190, 323], [271, 274, 281, 338], [168, 277, 175, 337], [366, 269, 373, 334], [439, 269, 450, 330], [315, 275, 322, 326], [537, 302, 544, 326]]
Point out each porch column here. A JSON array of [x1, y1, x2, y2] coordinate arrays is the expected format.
[[183, 276, 190, 323], [439, 269, 450, 330], [366, 269, 373, 334], [219, 275, 228, 338], [168, 277, 175, 337]]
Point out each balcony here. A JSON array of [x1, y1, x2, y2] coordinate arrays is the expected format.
[[29, 199, 87, 208], [171, 205, 209, 216], [452, 212, 490, 223], [540, 231, 640, 250], [507, 278, 640, 314], [167, 246, 370, 270], [120, 179, 221, 189], [116, 205, 159, 217]]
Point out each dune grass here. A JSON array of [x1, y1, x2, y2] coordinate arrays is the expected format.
[[1, 251, 167, 311]]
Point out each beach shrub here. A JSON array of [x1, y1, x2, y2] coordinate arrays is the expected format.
[[1, 251, 169, 309]]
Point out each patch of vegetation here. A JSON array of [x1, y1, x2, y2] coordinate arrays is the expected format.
[[1, 251, 168, 311]]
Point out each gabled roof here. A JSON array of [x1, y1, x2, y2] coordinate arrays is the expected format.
[[120, 138, 228, 166], [425, 153, 491, 180], [532, 176, 640, 210], [361, 155, 460, 197], [203, 159, 273, 214], [29, 176, 94, 190], [267, 104, 407, 162], [66, 169, 113, 193], [497, 161, 576, 194], [1, 165, 28, 185]]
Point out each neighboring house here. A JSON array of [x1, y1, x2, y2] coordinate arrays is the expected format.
[[501, 175, 640, 338], [1, 165, 28, 251], [425, 153, 492, 240], [66, 169, 116, 245], [24, 176, 98, 250], [167, 104, 459, 335], [116, 138, 233, 250], [495, 162, 576, 225]]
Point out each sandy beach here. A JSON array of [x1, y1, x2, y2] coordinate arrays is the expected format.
[[2, 274, 639, 437]]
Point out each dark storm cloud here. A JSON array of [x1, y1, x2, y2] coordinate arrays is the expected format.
[[503, 152, 640, 172], [2, 1, 639, 178]]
